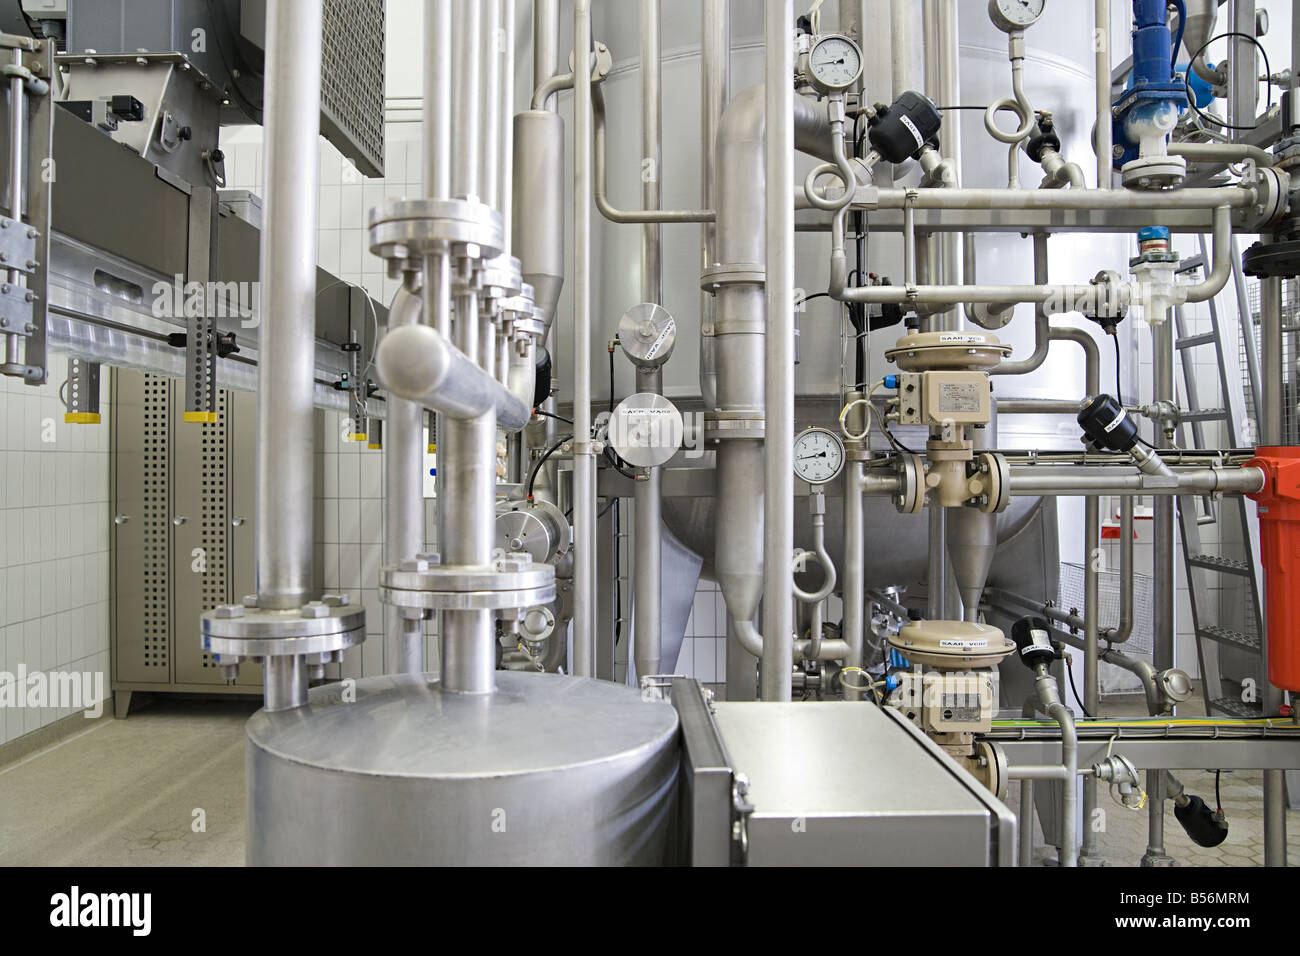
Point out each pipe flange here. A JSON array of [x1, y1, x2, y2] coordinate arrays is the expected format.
[[379, 559, 557, 612], [703, 410, 766, 442], [511, 309, 547, 340], [479, 253, 524, 299], [201, 598, 366, 659], [700, 262, 765, 292], [894, 453, 925, 514], [1233, 165, 1287, 233], [975, 452, 1011, 514], [367, 197, 504, 261]]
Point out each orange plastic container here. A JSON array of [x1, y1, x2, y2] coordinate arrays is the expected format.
[[1245, 447, 1300, 692]]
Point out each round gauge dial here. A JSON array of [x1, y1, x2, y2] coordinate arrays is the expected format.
[[989, 0, 1045, 31], [793, 427, 845, 485], [808, 34, 863, 94]]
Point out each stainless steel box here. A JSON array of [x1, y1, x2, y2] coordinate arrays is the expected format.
[[679, 687, 1015, 866]]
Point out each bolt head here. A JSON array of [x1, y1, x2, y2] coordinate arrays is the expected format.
[[300, 601, 329, 618], [400, 558, 430, 572], [213, 604, 244, 619], [321, 592, 351, 607], [241, 593, 259, 608]]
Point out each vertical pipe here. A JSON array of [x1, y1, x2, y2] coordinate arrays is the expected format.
[[254, 0, 324, 710], [383, 287, 427, 674], [1079, 494, 1101, 862], [479, 0, 503, 212], [1019, 779, 1035, 867], [700, 0, 729, 411], [1227, 0, 1258, 136], [572, 0, 597, 677], [425, 0, 452, 198], [1094, 0, 1112, 188], [1260, 274, 1288, 866], [926, 507, 946, 619], [534, 0, 560, 110], [761, 0, 795, 702], [843, 462, 866, 698], [922, 0, 962, 329], [255, 0, 322, 612], [452, 0, 482, 200], [440, 290, 498, 694], [1143, 308, 1176, 864], [633, 0, 664, 681], [500, 0, 516, 248]]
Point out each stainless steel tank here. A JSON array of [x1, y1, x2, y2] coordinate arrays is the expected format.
[[246, 671, 680, 865], [519, 0, 1130, 588]]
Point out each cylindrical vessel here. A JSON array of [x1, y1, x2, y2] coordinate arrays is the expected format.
[[246, 672, 680, 865], [531, 0, 1132, 593], [513, 110, 566, 327]]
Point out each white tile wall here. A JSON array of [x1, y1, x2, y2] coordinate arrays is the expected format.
[[0, 369, 111, 745]]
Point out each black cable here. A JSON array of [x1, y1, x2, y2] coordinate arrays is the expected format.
[[612, 499, 622, 646], [1215, 769, 1223, 812], [1182, 32, 1273, 131], [1065, 655, 1095, 719], [1113, 332, 1124, 406], [525, 433, 572, 499], [608, 347, 616, 414], [532, 408, 573, 425]]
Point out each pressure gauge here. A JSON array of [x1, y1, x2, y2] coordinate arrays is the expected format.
[[807, 34, 862, 95], [989, 0, 1045, 32], [793, 427, 845, 485]]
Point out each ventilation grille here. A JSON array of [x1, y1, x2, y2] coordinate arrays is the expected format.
[[143, 374, 171, 671], [199, 390, 230, 669], [321, 0, 386, 178]]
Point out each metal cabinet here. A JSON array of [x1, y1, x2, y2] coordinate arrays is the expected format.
[[110, 369, 262, 715]]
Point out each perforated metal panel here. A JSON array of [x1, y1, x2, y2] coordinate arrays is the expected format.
[[141, 374, 172, 674], [320, 0, 386, 178]]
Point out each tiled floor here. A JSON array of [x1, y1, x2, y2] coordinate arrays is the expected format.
[[0, 689, 1294, 866]]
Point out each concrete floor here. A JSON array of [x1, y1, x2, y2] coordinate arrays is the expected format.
[[0, 696, 254, 866], [0, 689, 1295, 866]]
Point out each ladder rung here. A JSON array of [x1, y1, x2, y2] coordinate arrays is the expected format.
[[1197, 624, 1261, 651], [1180, 408, 1227, 423], [1209, 697, 1263, 718], [1176, 332, 1216, 350], [1188, 553, 1252, 575]]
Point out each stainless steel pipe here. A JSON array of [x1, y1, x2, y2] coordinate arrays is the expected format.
[[383, 286, 427, 673], [572, 0, 597, 678], [376, 323, 530, 430], [762, 0, 796, 702]]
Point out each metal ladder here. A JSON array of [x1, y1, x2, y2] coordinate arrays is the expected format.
[[1171, 243, 1267, 717]]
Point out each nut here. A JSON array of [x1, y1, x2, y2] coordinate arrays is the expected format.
[[212, 604, 245, 619]]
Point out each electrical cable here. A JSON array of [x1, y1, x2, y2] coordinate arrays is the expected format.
[[1065, 654, 1095, 719], [526, 433, 572, 499], [1215, 768, 1223, 811], [1182, 32, 1273, 131], [532, 408, 573, 425], [1169, 0, 1186, 75]]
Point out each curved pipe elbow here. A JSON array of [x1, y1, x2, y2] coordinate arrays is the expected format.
[[1182, 207, 1233, 303], [734, 619, 764, 658]]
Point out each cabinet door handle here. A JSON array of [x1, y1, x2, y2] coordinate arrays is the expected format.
[[114, 514, 130, 525], [231, 517, 245, 527], [172, 515, 188, 526]]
